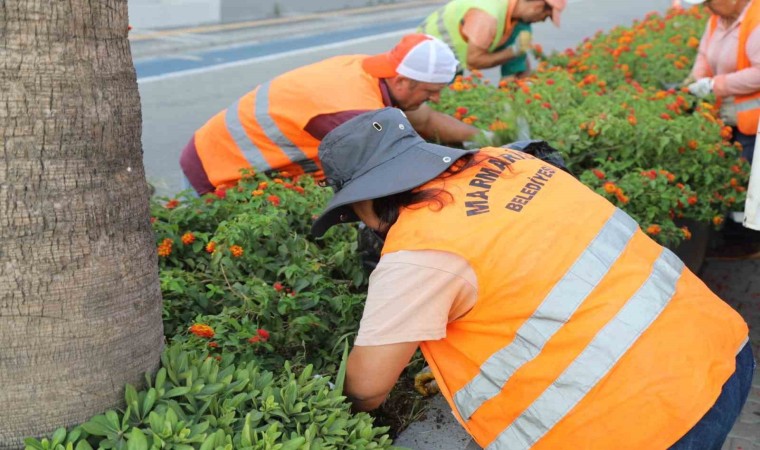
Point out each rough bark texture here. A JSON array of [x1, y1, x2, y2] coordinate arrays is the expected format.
[[0, 1, 164, 447]]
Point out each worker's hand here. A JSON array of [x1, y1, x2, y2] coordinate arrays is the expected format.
[[510, 31, 533, 56], [462, 130, 495, 150], [414, 367, 440, 397], [688, 77, 714, 98], [680, 74, 696, 88]]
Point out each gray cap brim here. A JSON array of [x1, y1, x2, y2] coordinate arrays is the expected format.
[[311, 141, 477, 238]]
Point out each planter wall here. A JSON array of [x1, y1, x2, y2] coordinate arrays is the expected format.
[[669, 219, 711, 274]]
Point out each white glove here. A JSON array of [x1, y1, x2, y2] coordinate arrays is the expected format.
[[463, 130, 495, 150], [688, 78, 714, 98], [509, 31, 532, 56]]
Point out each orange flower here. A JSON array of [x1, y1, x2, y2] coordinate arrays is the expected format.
[[258, 181, 268, 189], [294, 186, 305, 194], [646, 224, 661, 235], [165, 199, 180, 209], [205, 241, 216, 253], [660, 113, 672, 120], [273, 178, 283, 184], [687, 36, 700, 48], [181, 232, 196, 245], [489, 119, 509, 131], [252, 189, 264, 196], [189, 324, 214, 339], [687, 140, 698, 150], [687, 195, 698, 206], [615, 191, 629, 204], [713, 216, 724, 226], [592, 169, 605, 180], [208, 342, 219, 348], [681, 227, 692, 240], [627, 115, 638, 126], [157, 238, 173, 257], [230, 245, 244, 258], [248, 336, 261, 344], [603, 182, 618, 193]]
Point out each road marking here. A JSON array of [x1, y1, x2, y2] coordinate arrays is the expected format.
[[129, 0, 443, 42], [138, 29, 411, 84]]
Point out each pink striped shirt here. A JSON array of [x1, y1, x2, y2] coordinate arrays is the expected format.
[[691, 3, 760, 99]]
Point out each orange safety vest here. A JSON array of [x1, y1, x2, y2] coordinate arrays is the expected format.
[[706, 0, 760, 135], [383, 147, 748, 449], [193, 55, 385, 187]]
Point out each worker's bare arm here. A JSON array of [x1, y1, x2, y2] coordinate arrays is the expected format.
[[406, 103, 480, 144], [345, 341, 420, 411]]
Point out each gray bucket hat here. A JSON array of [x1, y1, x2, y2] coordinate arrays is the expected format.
[[311, 107, 478, 238]]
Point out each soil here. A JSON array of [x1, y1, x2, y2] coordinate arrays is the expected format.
[[372, 375, 428, 438]]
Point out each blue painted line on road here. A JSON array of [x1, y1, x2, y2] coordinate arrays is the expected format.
[[135, 17, 423, 79]]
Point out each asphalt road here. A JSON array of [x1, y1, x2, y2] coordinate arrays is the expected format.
[[135, 0, 675, 197]]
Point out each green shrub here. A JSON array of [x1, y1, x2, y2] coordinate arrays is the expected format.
[[25, 345, 398, 450]]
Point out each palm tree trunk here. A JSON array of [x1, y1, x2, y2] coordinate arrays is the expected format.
[[0, 0, 164, 447]]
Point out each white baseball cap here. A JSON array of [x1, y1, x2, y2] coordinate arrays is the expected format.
[[362, 33, 459, 84]]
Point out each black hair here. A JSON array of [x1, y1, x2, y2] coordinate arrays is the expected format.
[[371, 153, 487, 230]]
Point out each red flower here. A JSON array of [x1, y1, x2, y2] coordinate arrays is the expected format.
[[256, 329, 270, 342], [592, 169, 605, 180], [205, 241, 216, 253], [455, 106, 468, 116], [165, 199, 180, 209], [294, 186, 305, 194], [687, 196, 698, 206], [660, 113, 672, 120], [208, 342, 219, 348], [267, 195, 281, 206], [248, 336, 261, 344], [273, 282, 284, 292], [214, 188, 227, 199]]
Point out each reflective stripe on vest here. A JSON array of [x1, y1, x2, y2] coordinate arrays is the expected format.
[[224, 82, 318, 174], [736, 97, 760, 113], [435, 6, 456, 49], [486, 247, 684, 449], [453, 208, 639, 420]]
